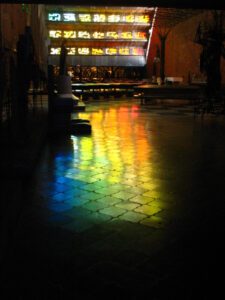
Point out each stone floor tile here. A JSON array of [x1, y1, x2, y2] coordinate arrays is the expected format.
[[135, 204, 162, 216], [119, 211, 147, 223], [78, 183, 102, 192], [83, 200, 110, 212], [137, 182, 160, 190], [149, 199, 174, 210], [89, 180, 112, 189], [96, 196, 121, 206], [115, 201, 140, 211], [130, 195, 155, 205], [88, 212, 113, 224], [64, 196, 90, 207], [122, 186, 149, 195], [110, 183, 132, 190], [47, 202, 74, 213], [113, 191, 136, 201], [62, 219, 95, 233], [99, 206, 127, 218], [63, 206, 91, 218], [45, 214, 74, 226], [143, 190, 176, 202], [94, 187, 118, 196], [48, 192, 73, 203], [140, 216, 167, 229], [80, 191, 104, 201], [120, 178, 142, 186]]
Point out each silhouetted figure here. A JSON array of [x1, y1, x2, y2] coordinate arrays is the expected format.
[[200, 39, 222, 100], [17, 26, 35, 131], [195, 11, 225, 104], [59, 39, 67, 76]]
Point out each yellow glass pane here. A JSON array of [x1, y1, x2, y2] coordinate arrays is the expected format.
[[133, 32, 147, 39], [105, 48, 117, 55], [135, 15, 150, 23], [120, 32, 133, 39], [78, 31, 91, 39], [50, 47, 61, 55], [92, 32, 105, 39], [106, 32, 118, 39], [78, 48, 90, 55], [107, 15, 120, 22], [92, 48, 104, 55], [63, 31, 76, 38], [49, 30, 62, 38], [78, 14, 91, 22], [119, 48, 130, 55], [93, 14, 106, 22], [125, 15, 134, 22], [67, 47, 76, 55]]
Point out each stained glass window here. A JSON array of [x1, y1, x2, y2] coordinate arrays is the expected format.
[[48, 13, 61, 21], [63, 13, 76, 22]]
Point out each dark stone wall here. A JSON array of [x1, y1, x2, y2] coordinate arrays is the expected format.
[[164, 11, 225, 84]]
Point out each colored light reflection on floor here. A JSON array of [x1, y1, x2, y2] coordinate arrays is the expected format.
[[46, 103, 170, 230]]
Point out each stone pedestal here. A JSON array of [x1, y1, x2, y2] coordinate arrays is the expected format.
[[53, 75, 85, 112], [50, 75, 85, 132]]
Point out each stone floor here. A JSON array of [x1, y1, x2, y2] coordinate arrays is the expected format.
[[1, 99, 225, 299]]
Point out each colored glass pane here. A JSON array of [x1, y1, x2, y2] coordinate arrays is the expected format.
[[121, 32, 133, 39], [125, 15, 135, 23], [108, 15, 120, 22], [92, 32, 105, 39], [135, 15, 150, 23], [78, 14, 91, 22], [49, 30, 62, 38], [119, 48, 130, 55], [63, 31, 76, 38], [67, 47, 76, 55], [63, 13, 76, 22], [106, 32, 118, 39], [78, 48, 90, 55], [93, 14, 106, 22], [50, 47, 61, 55], [78, 31, 91, 39], [133, 32, 147, 39], [92, 48, 104, 55], [105, 48, 117, 55], [132, 48, 144, 55], [48, 13, 61, 21]]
